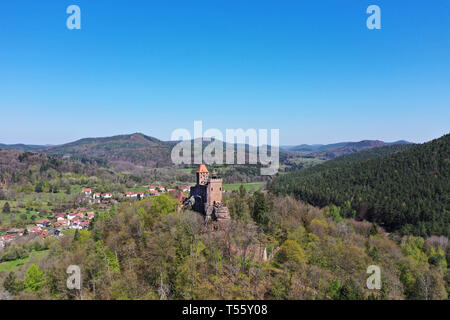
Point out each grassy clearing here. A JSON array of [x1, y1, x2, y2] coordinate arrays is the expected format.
[[0, 250, 49, 272], [223, 182, 266, 193]]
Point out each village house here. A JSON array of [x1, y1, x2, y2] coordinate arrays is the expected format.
[[181, 186, 191, 193], [72, 218, 90, 229], [87, 212, 95, 219], [38, 230, 48, 237], [67, 212, 77, 221], [148, 186, 156, 191], [102, 192, 112, 199], [149, 190, 160, 196], [6, 228, 25, 236], [137, 192, 145, 198], [82, 188, 92, 195], [29, 226, 41, 234], [54, 219, 69, 228], [93, 192, 101, 199], [55, 212, 65, 219], [126, 191, 138, 198], [1, 234, 18, 245], [75, 212, 84, 219], [36, 218, 51, 228]]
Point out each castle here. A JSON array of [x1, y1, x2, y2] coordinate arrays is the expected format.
[[187, 164, 230, 221]]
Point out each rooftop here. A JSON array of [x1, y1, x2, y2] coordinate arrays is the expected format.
[[196, 164, 209, 173]]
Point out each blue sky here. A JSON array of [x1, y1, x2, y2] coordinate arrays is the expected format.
[[0, 0, 449, 145]]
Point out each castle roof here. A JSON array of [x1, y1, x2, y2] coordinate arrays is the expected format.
[[196, 164, 209, 173]]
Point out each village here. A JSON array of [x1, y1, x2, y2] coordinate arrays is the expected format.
[[0, 184, 192, 249]]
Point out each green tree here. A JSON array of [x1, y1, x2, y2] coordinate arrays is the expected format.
[[73, 229, 80, 242], [369, 222, 378, 236], [276, 240, 306, 265], [24, 264, 45, 293], [150, 194, 177, 216], [337, 278, 365, 300], [34, 181, 43, 193], [239, 184, 246, 198], [2, 202, 10, 214], [251, 191, 268, 226], [3, 272, 24, 295]]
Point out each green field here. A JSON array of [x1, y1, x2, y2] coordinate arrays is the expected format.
[[0, 250, 49, 272], [223, 182, 266, 192]]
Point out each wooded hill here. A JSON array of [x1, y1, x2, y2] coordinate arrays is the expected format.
[[270, 134, 450, 237]]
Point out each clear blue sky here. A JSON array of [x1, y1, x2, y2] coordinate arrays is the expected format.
[[1, 0, 449, 145]]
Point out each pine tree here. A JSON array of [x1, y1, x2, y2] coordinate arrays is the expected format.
[[2, 202, 10, 214]]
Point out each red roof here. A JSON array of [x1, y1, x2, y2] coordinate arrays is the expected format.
[[196, 164, 209, 173]]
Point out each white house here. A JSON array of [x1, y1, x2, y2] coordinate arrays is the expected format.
[[125, 192, 137, 198]]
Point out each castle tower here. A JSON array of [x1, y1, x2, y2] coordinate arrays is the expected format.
[[207, 170, 223, 206], [196, 164, 209, 185]]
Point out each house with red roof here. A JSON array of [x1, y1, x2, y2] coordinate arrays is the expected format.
[[36, 218, 51, 228], [6, 228, 24, 236], [82, 188, 92, 195], [55, 212, 66, 219], [67, 212, 77, 221]]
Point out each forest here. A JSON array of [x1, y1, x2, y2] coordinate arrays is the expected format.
[[1, 190, 448, 300], [269, 134, 450, 237]]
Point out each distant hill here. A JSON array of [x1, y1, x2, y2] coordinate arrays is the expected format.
[[38, 133, 177, 168], [281, 140, 413, 159], [1, 134, 413, 170], [0, 143, 48, 151], [0, 149, 106, 187], [270, 135, 450, 236], [34, 133, 289, 170]]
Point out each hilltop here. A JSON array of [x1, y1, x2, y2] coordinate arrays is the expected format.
[[281, 140, 413, 159], [38, 133, 176, 168], [270, 134, 450, 236]]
